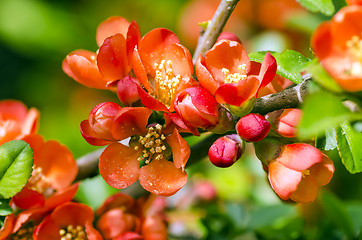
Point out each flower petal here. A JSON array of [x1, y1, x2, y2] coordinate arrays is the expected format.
[[311, 22, 333, 59], [99, 143, 140, 189], [290, 175, 319, 203], [309, 154, 335, 186], [215, 76, 259, 106], [139, 158, 187, 196], [63, 50, 107, 89], [126, 20, 141, 62], [97, 34, 130, 81], [137, 86, 170, 112], [81, 120, 114, 146], [96, 208, 128, 239], [138, 28, 180, 74], [13, 187, 45, 209], [96, 16, 130, 47], [268, 160, 302, 200], [276, 144, 324, 171], [0, 214, 14, 239], [166, 128, 191, 170], [132, 48, 151, 92], [111, 107, 152, 140], [44, 183, 79, 210], [36, 140, 78, 190], [205, 40, 250, 82], [195, 55, 220, 95], [21, 107, 39, 137], [141, 215, 168, 240], [96, 192, 135, 216], [256, 52, 277, 96]]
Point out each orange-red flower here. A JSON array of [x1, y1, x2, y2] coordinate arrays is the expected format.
[[80, 103, 190, 196], [0, 184, 79, 240], [311, 5, 362, 91], [63, 16, 141, 89], [95, 193, 167, 240], [0, 100, 39, 145], [196, 40, 277, 107], [33, 202, 102, 240], [12, 134, 78, 210], [132, 28, 198, 113], [268, 143, 334, 203]]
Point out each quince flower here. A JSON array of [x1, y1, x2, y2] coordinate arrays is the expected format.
[[80, 103, 190, 196], [268, 143, 334, 203], [0, 100, 39, 145], [312, 5, 362, 91], [132, 28, 198, 112], [196, 40, 277, 107], [63, 16, 141, 89]]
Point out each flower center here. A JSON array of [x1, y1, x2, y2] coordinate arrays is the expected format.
[[221, 64, 247, 84], [132, 124, 168, 164], [27, 167, 53, 196], [154, 60, 181, 107], [59, 225, 87, 240], [346, 34, 362, 76], [302, 169, 310, 178], [12, 225, 35, 240]]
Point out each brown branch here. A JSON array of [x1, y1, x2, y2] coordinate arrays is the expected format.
[[192, 0, 240, 64]]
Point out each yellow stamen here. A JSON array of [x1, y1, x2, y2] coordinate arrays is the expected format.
[[59, 225, 87, 240], [302, 169, 310, 178], [154, 59, 181, 107], [221, 64, 247, 84], [346, 34, 362, 76], [12, 225, 35, 240]]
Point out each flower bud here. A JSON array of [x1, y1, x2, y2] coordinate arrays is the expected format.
[[88, 102, 122, 140], [217, 32, 241, 43], [236, 113, 270, 142], [174, 86, 219, 129], [117, 76, 140, 106], [208, 134, 244, 168]]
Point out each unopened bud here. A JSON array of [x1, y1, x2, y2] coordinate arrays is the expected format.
[[236, 113, 270, 142], [208, 134, 244, 168], [117, 76, 140, 106]]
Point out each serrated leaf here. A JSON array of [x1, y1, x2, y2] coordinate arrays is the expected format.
[[297, 0, 335, 16], [0, 199, 12, 216], [249, 50, 310, 84], [306, 60, 343, 93], [0, 140, 34, 199], [336, 122, 362, 174], [319, 191, 354, 238], [299, 91, 362, 139]]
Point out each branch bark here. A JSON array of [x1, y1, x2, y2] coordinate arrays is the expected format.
[[192, 0, 240, 64]]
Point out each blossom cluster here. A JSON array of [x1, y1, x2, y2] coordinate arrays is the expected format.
[[0, 100, 168, 239], [60, 12, 338, 203]]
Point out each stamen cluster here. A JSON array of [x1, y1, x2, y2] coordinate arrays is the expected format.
[[134, 124, 167, 163], [154, 60, 181, 107], [221, 64, 247, 84], [28, 167, 50, 194], [12, 225, 35, 240], [59, 225, 87, 240]]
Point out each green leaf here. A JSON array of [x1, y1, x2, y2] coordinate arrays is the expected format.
[[336, 122, 362, 174], [319, 191, 354, 238], [306, 60, 343, 93], [316, 128, 337, 151], [0, 140, 34, 199], [299, 91, 362, 139], [297, 0, 335, 16], [249, 50, 311, 84], [0, 199, 12, 216]]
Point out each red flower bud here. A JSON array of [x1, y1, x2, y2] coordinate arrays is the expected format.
[[174, 86, 219, 129], [208, 134, 244, 168], [236, 113, 270, 142], [117, 76, 140, 106], [88, 102, 122, 140], [217, 32, 241, 43]]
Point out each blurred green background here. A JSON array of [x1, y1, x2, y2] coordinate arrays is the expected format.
[[1, 0, 362, 239]]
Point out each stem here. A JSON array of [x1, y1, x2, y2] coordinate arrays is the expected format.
[[251, 78, 310, 115], [75, 147, 105, 181], [192, 0, 240, 64]]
